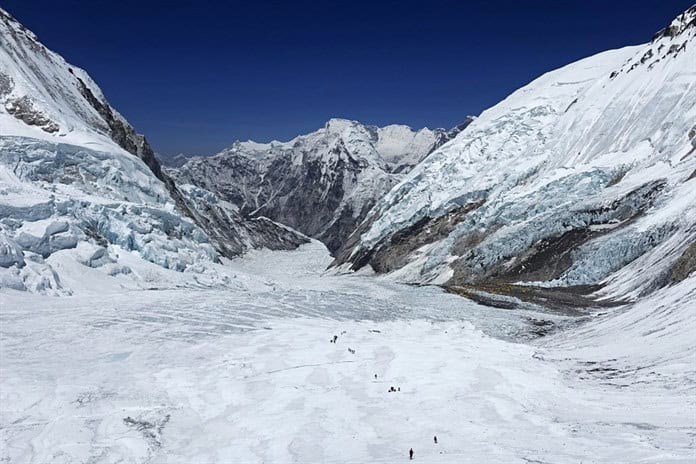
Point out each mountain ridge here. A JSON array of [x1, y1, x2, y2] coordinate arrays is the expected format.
[[0, 7, 308, 294], [331, 5, 696, 308], [171, 117, 474, 252]]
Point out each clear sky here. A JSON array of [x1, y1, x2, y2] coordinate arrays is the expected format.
[[4, 0, 693, 155]]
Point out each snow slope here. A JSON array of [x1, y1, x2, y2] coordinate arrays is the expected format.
[[0, 8, 164, 176], [0, 7, 306, 294], [335, 6, 696, 303], [172, 118, 472, 253], [1, 243, 693, 463]]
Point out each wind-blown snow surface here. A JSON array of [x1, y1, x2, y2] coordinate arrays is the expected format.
[[1, 242, 694, 463], [336, 8, 696, 300]]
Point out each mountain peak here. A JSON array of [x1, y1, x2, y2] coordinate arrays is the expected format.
[[652, 4, 696, 42], [324, 117, 362, 134]]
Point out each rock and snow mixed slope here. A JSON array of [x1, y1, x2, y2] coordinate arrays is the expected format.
[[1, 5, 694, 463], [335, 6, 696, 304], [172, 118, 472, 253], [0, 8, 306, 294]]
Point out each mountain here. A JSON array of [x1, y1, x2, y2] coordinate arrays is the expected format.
[[0, 8, 306, 294], [333, 6, 696, 308], [159, 152, 198, 168], [172, 118, 472, 253]]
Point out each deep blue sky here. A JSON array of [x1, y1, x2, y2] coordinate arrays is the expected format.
[[4, 0, 693, 155]]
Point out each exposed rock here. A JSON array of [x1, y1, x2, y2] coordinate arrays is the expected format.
[[335, 6, 696, 306], [0, 71, 13, 97], [651, 5, 696, 42], [177, 184, 309, 256], [5, 96, 59, 133], [172, 118, 473, 254], [447, 179, 667, 286], [671, 241, 696, 283], [341, 200, 485, 273], [0, 7, 307, 261]]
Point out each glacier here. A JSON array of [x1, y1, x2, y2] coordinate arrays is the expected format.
[[1, 243, 694, 463], [0, 4, 695, 463], [335, 8, 696, 306], [0, 7, 307, 295]]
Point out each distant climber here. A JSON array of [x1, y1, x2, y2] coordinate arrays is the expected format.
[[434, 435, 438, 444], [332, 335, 338, 343], [409, 448, 414, 460]]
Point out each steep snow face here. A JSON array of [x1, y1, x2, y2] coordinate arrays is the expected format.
[[172, 118, 472, 253], [0, 8, 306, 294], [0, 9, 163, 176], [336, 6, 696, 301]]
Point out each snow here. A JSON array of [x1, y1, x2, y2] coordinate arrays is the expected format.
[[1, 8, 233, 296], [175, 117, 464, 222], [1, 6, 694, 462], [0, 9, 130, 151], [345, 22, 696, 299], [1, 243, 693, 463], [0, 137, 221, 295]]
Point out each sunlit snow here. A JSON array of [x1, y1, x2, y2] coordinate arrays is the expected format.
[[2, 243, 693, 463]]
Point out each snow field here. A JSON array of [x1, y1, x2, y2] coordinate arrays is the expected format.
[[1, 244, 693, 463]]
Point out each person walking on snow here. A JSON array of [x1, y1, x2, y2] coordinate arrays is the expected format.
[[409, 448, 414, 460]]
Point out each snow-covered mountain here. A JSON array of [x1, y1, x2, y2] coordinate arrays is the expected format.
[[0, 8, 305, 294], [334, 6, 696, 306], [172, 118, 472, 252]]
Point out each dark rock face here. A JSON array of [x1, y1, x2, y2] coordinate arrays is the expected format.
[[179, 185, 309, 257], [447, 180, 667, 287], [671, 241, 696, 283], [73, 74, 163, 179], [336, 201, 485, 273], [5, 95, 58, 133], [173, 118, 473, 254], [0, 71, 13, 96], [652, 5, 696, 42], [175, 146, 380, 255]]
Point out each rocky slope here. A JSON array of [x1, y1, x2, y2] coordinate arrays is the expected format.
[[333, 6, 696, 307], [0, 8, 305, 294], [172, 118, 472, 253]]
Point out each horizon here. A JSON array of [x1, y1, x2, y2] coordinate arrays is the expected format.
[[3, 0, 693, 155]]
